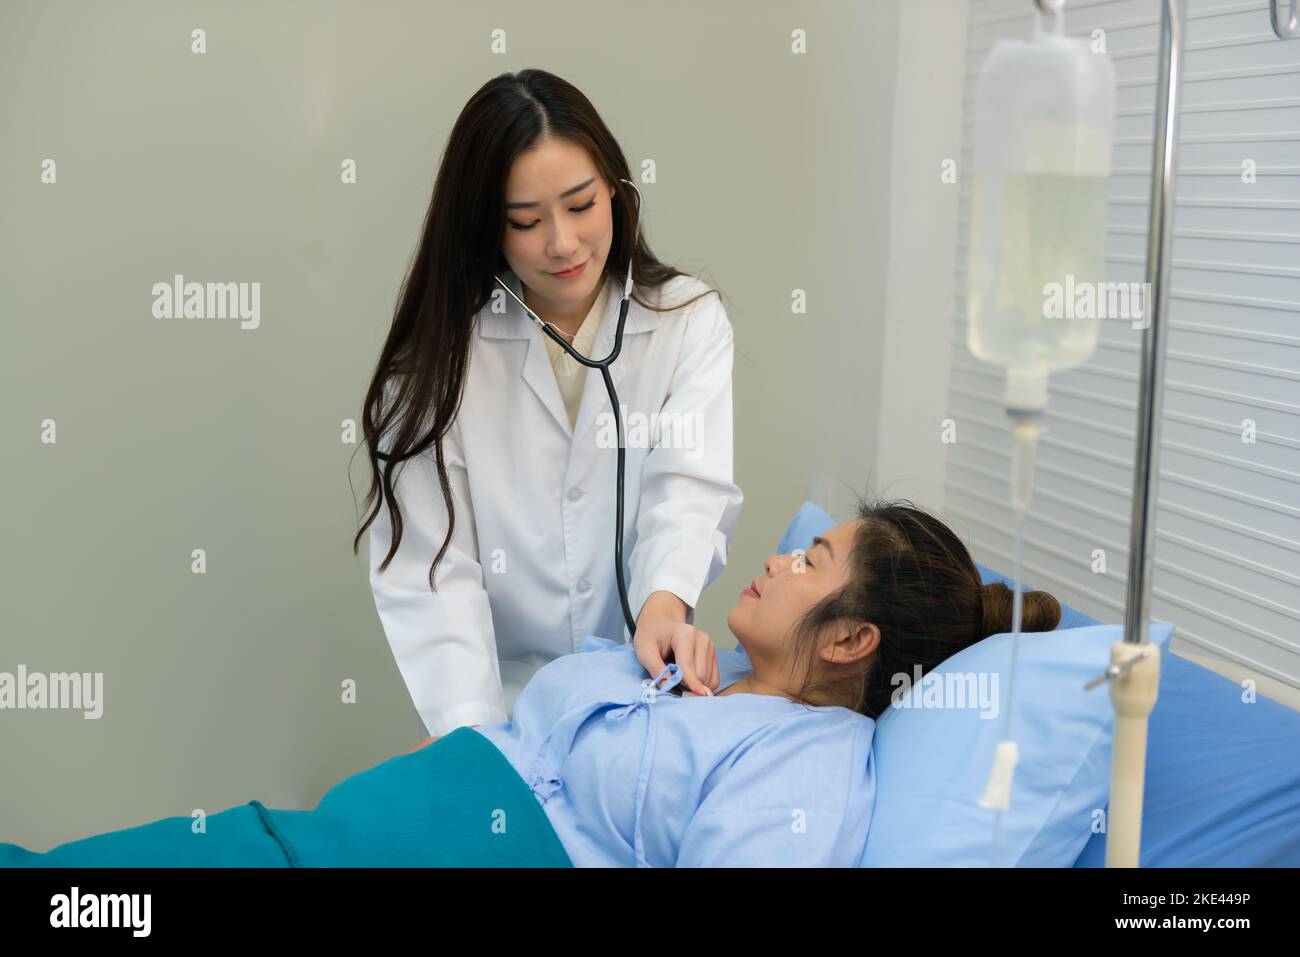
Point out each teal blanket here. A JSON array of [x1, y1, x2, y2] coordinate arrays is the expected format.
[[2, 728, 572, 868]]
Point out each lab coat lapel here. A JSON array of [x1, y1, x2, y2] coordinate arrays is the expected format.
[[479, 270, 656, 442], [520, 324, 574, 438], [571, 285, 657, 446], [480, 269, 573, 438]]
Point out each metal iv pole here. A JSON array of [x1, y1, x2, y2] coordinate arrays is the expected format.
[[1100, 0, 1299, 869], [1093, 0, 1186, 869]]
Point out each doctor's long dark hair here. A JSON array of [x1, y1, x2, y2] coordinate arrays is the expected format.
[[353, 68, 718, 587]]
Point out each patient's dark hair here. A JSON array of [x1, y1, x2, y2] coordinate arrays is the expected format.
[[786, 494, 1061, 718]]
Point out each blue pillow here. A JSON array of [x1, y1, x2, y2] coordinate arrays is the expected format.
[[772, 501, 1172, 867], [973, 528, 1300, 867], [861, 620, 1173, 867], [776, 500, 840, 556]]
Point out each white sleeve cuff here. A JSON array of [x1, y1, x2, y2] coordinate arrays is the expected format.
[[425, 700, 509, 738], [638, 574, 704, 623]]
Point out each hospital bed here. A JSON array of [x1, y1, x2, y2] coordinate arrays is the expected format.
[[494, 499, 1300, 867], [11, 499, 1296, 869], [800, 501, 1300, 867]]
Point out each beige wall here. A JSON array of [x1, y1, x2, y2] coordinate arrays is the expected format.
[[0, 0, 898, 849]]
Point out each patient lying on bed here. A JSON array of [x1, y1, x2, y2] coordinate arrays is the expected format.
[[3, 497, 1060, 868], [427, 495, 1061, 867]]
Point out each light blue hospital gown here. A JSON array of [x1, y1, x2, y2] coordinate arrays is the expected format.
[[475, 636, 875, 867]]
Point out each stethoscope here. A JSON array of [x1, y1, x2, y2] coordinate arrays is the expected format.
[[492, 177, 643, 641]]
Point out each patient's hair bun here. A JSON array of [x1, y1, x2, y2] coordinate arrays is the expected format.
[[980, 582, 1062, 638]]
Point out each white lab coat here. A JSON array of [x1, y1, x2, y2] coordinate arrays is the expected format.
[[368, 269, 743, 737]]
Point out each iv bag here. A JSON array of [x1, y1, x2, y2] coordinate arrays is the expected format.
[[966, 12, 1117, 413]]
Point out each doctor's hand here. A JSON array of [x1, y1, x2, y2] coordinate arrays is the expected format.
[[634, 592, 718, 697]]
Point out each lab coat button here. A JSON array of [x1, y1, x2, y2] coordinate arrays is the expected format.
[[567, 486, 583, 501], [577, 578, 592, 594]]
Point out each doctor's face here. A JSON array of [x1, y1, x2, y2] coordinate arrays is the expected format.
[[726, 520, 864, 669], [500, 137, 616, 310]]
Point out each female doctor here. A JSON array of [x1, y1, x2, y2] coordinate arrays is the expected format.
[[354, 69, 743, 739]]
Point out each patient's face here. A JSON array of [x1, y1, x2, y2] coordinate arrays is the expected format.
[[726, 519, 862, 665]]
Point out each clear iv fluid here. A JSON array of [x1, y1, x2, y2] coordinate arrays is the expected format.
[[966, 171, 1109, 376], [965, 15, 1115, 413]]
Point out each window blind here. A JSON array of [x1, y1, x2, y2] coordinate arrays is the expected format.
[[945, 0, 1300, 687]]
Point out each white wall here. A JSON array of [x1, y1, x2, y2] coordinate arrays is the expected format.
[[0, 0, 903, 849], [704, 0, 901, 634], [874, 0, 971, 511]]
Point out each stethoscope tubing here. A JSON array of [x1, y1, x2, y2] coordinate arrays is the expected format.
[[492, 178, 642, 639]]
